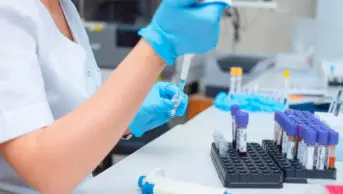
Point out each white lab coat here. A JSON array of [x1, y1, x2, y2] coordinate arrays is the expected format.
[[0, 0, 101, 193]]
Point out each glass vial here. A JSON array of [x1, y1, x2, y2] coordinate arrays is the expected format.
[[231, 105, 240, 148], [315, 130, 329, 170], [303, 129, 317, 170], [235, 111, 249, 157], [286, 122, 298, 160], [327, 130, 339, 169]]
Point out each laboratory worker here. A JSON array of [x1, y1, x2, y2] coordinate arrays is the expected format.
[[0, 0, 225, 193]]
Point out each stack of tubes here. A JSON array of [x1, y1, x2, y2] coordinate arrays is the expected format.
[[274, 110, 339, 170]]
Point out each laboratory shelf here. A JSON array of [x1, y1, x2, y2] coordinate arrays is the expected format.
[[210, 142, 283, 188], [262, 140, 337, 181]]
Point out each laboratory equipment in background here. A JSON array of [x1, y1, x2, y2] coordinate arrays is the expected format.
[[320, 59, 343, 87], [328, 90, 342, 116], [74, 0, 175, 81], [203, 51, 273, 97], [283, 69, 290, 107], [227, 67, 243, 97], [138, 169, 230, 194]]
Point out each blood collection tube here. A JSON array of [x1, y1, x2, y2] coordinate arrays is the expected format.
[[286, 121, 298, 160], [235, 111, 249, 157], [297, 126, 308, 164], [315, 129, 329, 170], [231, 105, 240, 148], [281, 117, 290, 156], [276, 113, 285, 151], [327, 130, 339, 169], [228, 67, 238, 97], [303, 129, 317, 170], [235, 67, 243, 94]]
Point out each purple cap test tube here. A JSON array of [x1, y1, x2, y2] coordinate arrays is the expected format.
[[328, 130, 339, 145], [316, 129, 329, 145], [304, 129, 317, 145], [284, 109, 293, 115], [286, 120, 298, 136], [236, 111, 249, 128], [231, 104, 240, 116]]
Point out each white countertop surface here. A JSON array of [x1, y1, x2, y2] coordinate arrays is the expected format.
[[76, 107, 343, 194]]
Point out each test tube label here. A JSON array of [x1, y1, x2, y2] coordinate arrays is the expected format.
[[277, 126, 283, 146], [236, 128, 240, 151], [313, 146, 318, 168], [305, 146, 315, 170], [325, 147, 329, 168], [316, 146, 326, 170], [274, 123, 279, 144], [286, 141, 296, 160], [232, 120, 236, 142], [297, 140, 305, 163], [282, 131, 288, 155], [238, 129, 247, 153]]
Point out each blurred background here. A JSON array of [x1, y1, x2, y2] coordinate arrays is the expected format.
[[69, 0, 343, 174]]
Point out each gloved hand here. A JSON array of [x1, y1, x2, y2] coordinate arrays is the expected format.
[[139, 0, 227, 65], [130, 82, 189, 137]]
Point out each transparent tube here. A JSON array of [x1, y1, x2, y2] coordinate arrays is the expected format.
[[282, 130, 288, 155], [327, 145, 336, 169], [287, 136, 297, 160], [213, 131, 224, 149], [236, 76, 242, 94], [315, 145, 326, 170], [232, 116, 236, 148], [237, 126, 247, 157], [274, 122, 279, 144], [219, 141, 229, 157], [297, 139, 305, 164], [304, 144, 315, 170], [170, 54, 193, 117], [277, 125, 283, 151], [228, 76, 235, 97]]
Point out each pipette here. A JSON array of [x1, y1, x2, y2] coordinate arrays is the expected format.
[[170, 54, 195, 117]]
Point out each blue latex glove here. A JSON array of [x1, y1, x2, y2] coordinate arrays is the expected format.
[[130, 82, 188, 137], [139, 0, 227, 65]]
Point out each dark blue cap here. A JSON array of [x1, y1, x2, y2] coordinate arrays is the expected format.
[[304, 129, 317, 144], [284, 109, 293, 115], [231, 104, 240, 116], [277, 112, 285, 126], [328, 130, 339, 145], [236, 111, 249, 128], [316, 129, 329, 145], [303, 111, 312, 117], [286, 120, 298, 136], [299, 125, 308, 138]]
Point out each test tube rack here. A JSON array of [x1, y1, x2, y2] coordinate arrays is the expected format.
[[210, 142, 283, 188], [211, 140, 337, 189], [262, 140, 337, 182]]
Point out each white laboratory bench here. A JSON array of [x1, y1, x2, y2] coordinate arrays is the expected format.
[[76, 107, 343, 194]]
